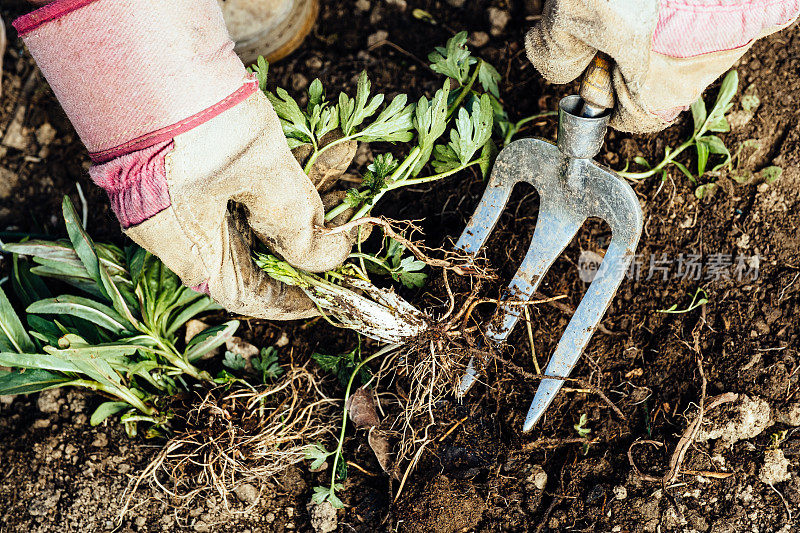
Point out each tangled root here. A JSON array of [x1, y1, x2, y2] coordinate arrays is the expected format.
[[120, 366, 336, 518]]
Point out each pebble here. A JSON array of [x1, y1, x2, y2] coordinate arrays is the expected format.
[[37, 388, 62, 414], [35, 123, 56, 146], [0, 167, 18, 199], [275, 332, 290, 348], [305, 56, 323, 70], [234, 483, 259, 504], [385, 0, 407, 10], [355, 0, 370, 12], [367, 30, 388, 48], [291, 73, 309, 91], [33, 419, 51, 429], [613, 485, 628, 500], [469, 31, 490, 48], [309, 501, 338, 533], [759, 448, 791, 485], [91, 433, 108, 448], [487, 7, 511, 36]]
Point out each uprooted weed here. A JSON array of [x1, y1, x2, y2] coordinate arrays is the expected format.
[[120, 365, 336, 519]]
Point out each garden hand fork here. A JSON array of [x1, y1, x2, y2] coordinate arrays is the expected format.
[[455, 55, 643, 432]]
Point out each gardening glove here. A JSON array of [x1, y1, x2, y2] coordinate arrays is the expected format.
[[14, 0, 355, 320], [526, 0, 800, 133]]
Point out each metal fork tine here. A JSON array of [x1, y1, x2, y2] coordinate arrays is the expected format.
[[457, 208, 583, 396], [523, 237, 632, 431]]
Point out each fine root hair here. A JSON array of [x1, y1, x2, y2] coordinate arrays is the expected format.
[[120, 366, 336, 520]]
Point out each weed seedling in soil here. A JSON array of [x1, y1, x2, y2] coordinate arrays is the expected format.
[[619, 70, 739, 189], [305, 343, 395, 508], [0, 197, 235, 435], [657, 287, 709, 314]]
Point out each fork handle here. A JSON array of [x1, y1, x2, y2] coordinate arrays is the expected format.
[[579, 53, 614, 117]]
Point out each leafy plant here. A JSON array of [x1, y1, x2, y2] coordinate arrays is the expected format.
[[0, 196, 236, 435], [305, 343, 393, 509], [353, 237, 427, 289], [619, 70, 739, 184], [254, 346, 284, 382], [312, 338, 369, 387], [657, 287, 709, 314], [574, 413, 592, 454]]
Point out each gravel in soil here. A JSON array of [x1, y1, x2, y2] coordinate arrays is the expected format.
[[2, 1, 800, 531]]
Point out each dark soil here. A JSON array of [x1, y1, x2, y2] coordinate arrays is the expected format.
[[2, 0, 799, 532]]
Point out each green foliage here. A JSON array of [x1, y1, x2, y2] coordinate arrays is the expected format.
[[0, 196, 235, 435], [253, 347, 284, 382], [573, 413, 591, 437], [428, 31, 475, 85], [312, 341, 369, 387], [620, 70, 739, 186], [359, 237, 427, 289], [657, 288, 709, 314], [432, 94, 493, 172]]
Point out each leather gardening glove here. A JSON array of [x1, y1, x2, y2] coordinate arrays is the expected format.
[[14, 0, 354, 320], [526, 0, 800, 133]]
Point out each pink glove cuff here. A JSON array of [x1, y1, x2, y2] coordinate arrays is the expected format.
[[14, 0, 256, 162], [88, 140, 172, 228], [654, 0, 800, 58]]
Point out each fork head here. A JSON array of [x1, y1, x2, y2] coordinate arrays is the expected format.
[[455, 95, 643, 431]]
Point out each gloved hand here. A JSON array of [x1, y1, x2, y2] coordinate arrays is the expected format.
[[14, 0, 354, 320], [526, 0, 800, 133]]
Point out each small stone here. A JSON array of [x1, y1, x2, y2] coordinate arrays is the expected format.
[[613, 485, 628, 500], [234, 483, 259, 504], [775, 402, 800, 426], [33, 419, 51, 429], [445, 0, 465, 7], [385, 0, 406, 10], [0, 395, 16, 406], [225, 337, 259, 362], [91, 433, 108, 447], [193, 520, 211, 533], [696, 394, 773, 447], [533, 470, 548, 491], [367, 30, 388, 48], [355, 0, 370, 12], [0, 167, 19, 199], [35, 123, 57, 146], [291, 73, 309, 91], [487, 7, 510, 36], [468, 31, 490, 48], [286, 506, 295, 518], [37, 388, 62, 414], [308, 501, 338, 533], [275, 332, 290, 347], [759, 449, 791, 485], [305, 57, 323, 70], [135, 516, 147, 528], [265, 512, 276, 523]]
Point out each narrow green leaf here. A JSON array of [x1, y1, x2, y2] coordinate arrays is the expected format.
[[690, 99, 707, 132], [0, 369, 70, 395], [185, 320, 239, 362], [90, 401, 131, 426], [0, 286, 36, 353], [27, 296, 134, 334], [11, 254, 51, 308], [695, 139, 710, 176], [0, 351, 81, 373], [62, 196, 108, 300], [711, 70, 738, 117], [672, 160, 694, 182]]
